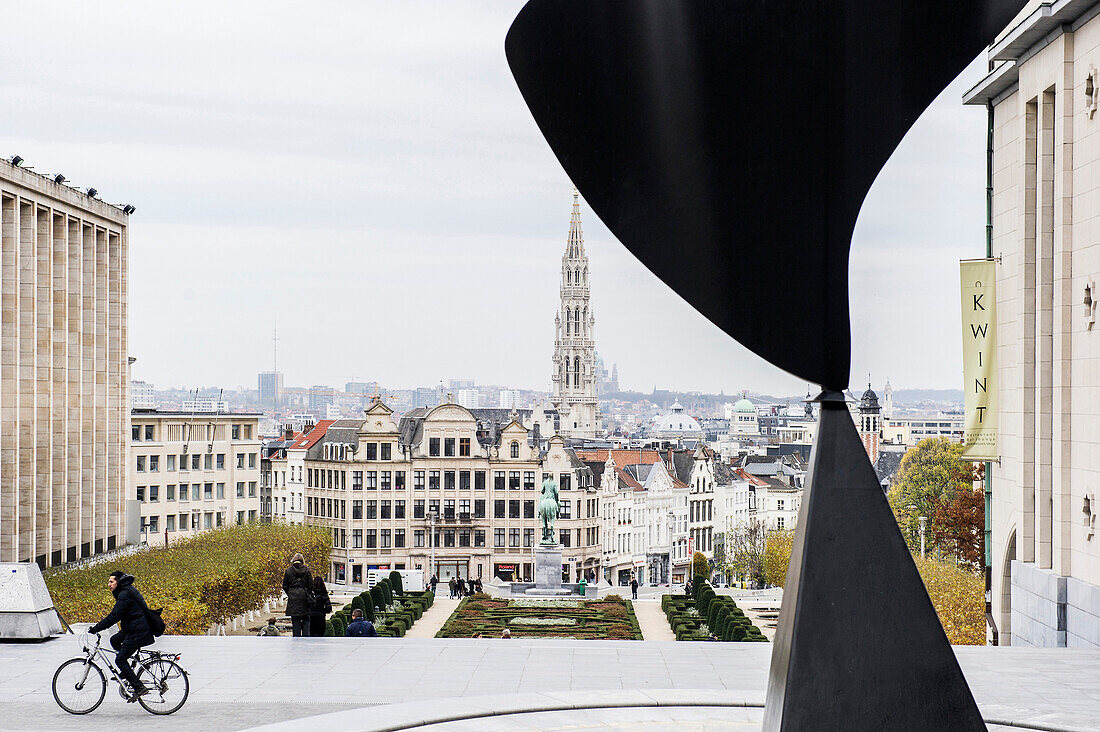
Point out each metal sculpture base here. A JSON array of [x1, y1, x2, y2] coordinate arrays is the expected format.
[[763, 400, 985, 730]]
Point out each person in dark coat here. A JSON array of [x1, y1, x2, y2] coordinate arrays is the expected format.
[[309, 576, 332, 637], [630, 576, 639, 600], [448, 577, 456, 599], [282, 553, 313, 637], [345, 608, 378, 637], [430, 575, 438, 593], [88, 571, 154, 700]]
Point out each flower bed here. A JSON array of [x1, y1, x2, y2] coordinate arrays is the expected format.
[[45, 523, 331, 635], [436, 593, 642, 639], [662, 584, 769, 642]]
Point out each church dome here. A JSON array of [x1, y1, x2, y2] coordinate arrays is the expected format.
[[859, 386, 881, 413], [652, 403, 703, 436], [734, 397, 755, 413]]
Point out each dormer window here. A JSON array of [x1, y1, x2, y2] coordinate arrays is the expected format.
[[510, 441, 520, 459]]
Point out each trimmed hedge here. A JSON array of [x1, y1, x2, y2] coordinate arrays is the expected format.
[[662, 584, 768, 642], [389, 570, 404, 595], [437, 594, 642, 639]]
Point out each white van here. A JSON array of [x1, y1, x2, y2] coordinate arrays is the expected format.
[[365, 569, 425, 592]]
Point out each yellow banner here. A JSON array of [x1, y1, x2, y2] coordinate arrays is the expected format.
[[960, 259, 997, 460]]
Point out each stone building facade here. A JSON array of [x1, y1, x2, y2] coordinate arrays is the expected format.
[[0, 159, 130, 567], [299, 400, 602, 585], [965, 0, 1100, 646], [129, 410, 263, 546]]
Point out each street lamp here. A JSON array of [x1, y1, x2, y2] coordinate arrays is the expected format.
[[428, 505, 438, 582], [667, 509, 675, 585]]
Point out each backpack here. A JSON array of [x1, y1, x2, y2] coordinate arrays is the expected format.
[[145, 606, 166, 637]]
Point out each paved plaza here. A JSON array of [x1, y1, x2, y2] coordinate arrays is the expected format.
[[2, 631, 1098, 732]]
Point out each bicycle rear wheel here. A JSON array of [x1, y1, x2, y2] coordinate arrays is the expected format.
[[137, 658, 189, 715], [52, 658, 107, 714]]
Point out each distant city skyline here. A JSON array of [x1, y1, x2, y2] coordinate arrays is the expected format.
[[2, 2, 991, 396]]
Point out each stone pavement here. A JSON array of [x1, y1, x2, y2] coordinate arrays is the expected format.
[[2, 635, 1097, 732], [404, 597, 460, 639], [633, 599, 676, 641]]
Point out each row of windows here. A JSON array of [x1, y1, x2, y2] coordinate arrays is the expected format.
[[131, 423, 255, 442], [328, 525, 601, 551], [426, 437, 472, 457], [141, 509, 257, 533], [136, 452, 257, 472], [689, 499, 714, 523], [136, 481, 257, 502], [309, 469, 575, 492]]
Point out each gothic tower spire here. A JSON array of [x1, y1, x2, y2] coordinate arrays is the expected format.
[[551, 189, 600, 438]]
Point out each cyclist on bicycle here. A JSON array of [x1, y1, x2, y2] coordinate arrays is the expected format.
[[88, 571, 154, 700]]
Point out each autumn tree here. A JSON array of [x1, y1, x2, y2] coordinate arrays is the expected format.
[[914, 556, 986, 645], [887, 437, 983, 567], [762, 529, 795, 588], [691, 551, 710, 580]]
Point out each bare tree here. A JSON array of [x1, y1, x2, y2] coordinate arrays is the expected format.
[[719, 518, 768, 588]]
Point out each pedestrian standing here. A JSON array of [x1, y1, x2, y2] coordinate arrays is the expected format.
[[457, 577, 467, 597], [430, 575, 439, 593], [282, 552, 314, 637], [448, 577, 457, 599], [309, 575, 332, 637], [630, 576, 639, 600]]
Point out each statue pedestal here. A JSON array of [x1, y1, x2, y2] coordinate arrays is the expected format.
[[515, 543, 571, 596]]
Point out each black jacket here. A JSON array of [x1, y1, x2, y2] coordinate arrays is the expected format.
[[309, 585, 332, 617], [90, 574, 154, 644], [282, 564, 313, 617]]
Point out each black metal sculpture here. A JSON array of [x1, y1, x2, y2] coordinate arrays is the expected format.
[[505, 1, 1024, 729]]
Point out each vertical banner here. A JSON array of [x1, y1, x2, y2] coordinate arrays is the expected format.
[[960, 259, 998, 460]]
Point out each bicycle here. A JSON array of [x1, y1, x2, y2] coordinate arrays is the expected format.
[[51, 632, 189, 715]]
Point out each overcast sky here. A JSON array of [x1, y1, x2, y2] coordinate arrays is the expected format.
[[0, 1, 991, 397]]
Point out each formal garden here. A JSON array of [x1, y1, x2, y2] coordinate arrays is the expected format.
[[436, 593, 643, 639], [663, 580, 769, 642], [325, 571, 435, 637], [44, 523, 331, 634]]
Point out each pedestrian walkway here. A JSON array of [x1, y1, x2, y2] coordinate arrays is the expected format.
[[404, 597, 460, 638], [633, 599, 675, 641]]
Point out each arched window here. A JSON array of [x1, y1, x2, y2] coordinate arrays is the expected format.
[[574, 266, 580, 283], [565, 307, 571, 335], [574, 356, 581, 387], [566, 269, 572, 285], [574, 308, 580, 334], [510, 441, 519, 459]]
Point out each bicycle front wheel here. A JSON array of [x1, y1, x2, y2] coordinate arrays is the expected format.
[[52, 658, 107, 715], [137, 659, 189, 715]]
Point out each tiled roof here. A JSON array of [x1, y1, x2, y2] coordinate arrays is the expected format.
[[574, 449, 662, 467], [734, 468, 769, 487], [288, 420, 335, 449]]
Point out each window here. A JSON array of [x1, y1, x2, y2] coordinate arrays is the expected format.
[[381, 471, 391, 490], [148, 516, 159, 533], [204, 454, 212, 470], [559, 473, 571, 491], [216, 482, 225, 499], [444, 438, 455, 457], [366, 500, 377, 519], [132, 425, 140, 441], [429, 499, 440, 516], [365, 443, 378, 460], [414, 530, 425, 547], [149, 485, 159, 502], [395, 471, 406, 489], [523, 500, 535, 519], [444, 471, 455, 490], [249, 481, 257, 497], [381, 530, 391, 548], [179, 483, 189, 501], [523, 528, 534, 547], [166, 515, 176, 532], [494, 528, 505, 548], [366, 471, 377, 489], [444, 529, 455, 547], [394, 529, 405, 548], [560, 501, 571, 519], [459, 471, 470, 490], [459, 437, 470, 456], [352, 529, 362, 548], [509, 528, 520, 547], [523, 471, 535, 490], [366, 529, 377, 548], [777, 517, 785, 530], [475, 530, 486, 547], [136, 456, 146, 472], [204, 513, 213, 529], [136, 486, 145, 502], [494, 471, 506, 491], [459, 529, 470, 547], [509, 500, 520, 519], [475, 471, 486, 490], [395, 500, 405, 519], [429, 437, 440, 456], [444, 499, 455, 519], [179, 454, 188, 471], [204, 483, 213, 500], [236, 454, 245, 469], [494, 500, 506, 518], [249, 453, 257, 469], [510, 441, 519, 458], [474, 500, 485, 518], [559, 529, 571, 547], [145, 425, 154, 441], [509, 471, 520, 490], [236, 481, 245, 498], [216, 454, 225, 470], [381, 443, 391, 460], [429, 471, 440, 489], [166, 455, 176, 472], [191, 454, 200, 471], [352, 501, 362, 519], [352, 471, 363, 490], [232, 425, 240, 440], [148, 455, 159, 472], [777, 499, 785, 511], [166, 485, 176, 501], [414, 500, 425, 519]]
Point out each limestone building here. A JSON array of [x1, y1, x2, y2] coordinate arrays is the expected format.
[[0, 159, 130, 567], [964, 0, 1100, 646], [550, 191, 600, 438], [129, 410, 263, 546]]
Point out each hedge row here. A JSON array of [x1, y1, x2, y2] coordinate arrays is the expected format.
[[436, 593, 642, 639], [45, 523, 331, 634], [663, 584, 768, 642], [325, 578, 434, 637]]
